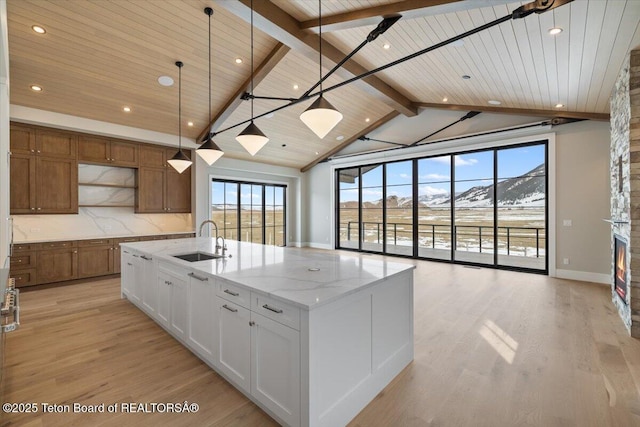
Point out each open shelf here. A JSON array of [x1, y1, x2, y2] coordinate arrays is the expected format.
[[79, 204, 134, 208], [79, 183, 136, 189]]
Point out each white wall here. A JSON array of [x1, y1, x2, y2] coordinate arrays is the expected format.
[[303, 120, 611, 283], [194, 155, 304, 246], [0, 0, 10, 267]]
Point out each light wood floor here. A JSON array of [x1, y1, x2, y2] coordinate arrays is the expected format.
[[2, 256, 640, 426]]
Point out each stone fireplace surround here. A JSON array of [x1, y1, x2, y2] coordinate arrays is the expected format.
[[610, 48, 639, 338]]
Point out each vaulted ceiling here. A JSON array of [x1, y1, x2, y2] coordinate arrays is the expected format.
[[7, 0, 638, 170]]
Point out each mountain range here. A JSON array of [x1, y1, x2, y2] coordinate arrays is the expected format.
[[342, 164, 545, 208]]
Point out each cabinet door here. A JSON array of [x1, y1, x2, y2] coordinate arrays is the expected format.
[[137, 167, 165, 213], [113, 245, 121, 274], [37, 247, 78, 284], [111, 140, 139, 167], [139, 145, 166, 168], [78, 136, 110, 164], [141, 256, 156, 314], [9, 153, 36, 213], [156, 271, 171, 327], [170, 274, 189, 341], [129, 255, 143, 305], [217, 297, 251, 393], [35, 129, 77, 159], [36, 156, 78, 213], [77, 244, 113, 278], [188, 274, 214, 361], [10, 124, 36, 154], [165, 168, 191, 213], [251, 312, 300, 426], [121, 251, 134, 297]]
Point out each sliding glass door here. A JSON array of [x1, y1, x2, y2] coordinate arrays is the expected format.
[[335, 141, 548, 273]]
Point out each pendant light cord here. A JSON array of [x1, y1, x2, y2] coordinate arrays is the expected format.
[[318, 0, 322, 93], [178, 62, 182, 150], [250, 0, 254, 120], [208, 10, 212, 126]]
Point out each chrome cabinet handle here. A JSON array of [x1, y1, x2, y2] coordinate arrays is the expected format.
[[222, 304, 237, 313], [262, 304, 283, 314], [249, 321, 255, 326], [188, 272, 208, 281], [223, 289, 239, 297], [164, 280, 172, 285], [133, 254, 139, 258], [140, 255, 152, 261], [127, 263, 133, 266]]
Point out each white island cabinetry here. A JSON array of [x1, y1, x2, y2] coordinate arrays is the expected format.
[[120, 238, 414, 427]]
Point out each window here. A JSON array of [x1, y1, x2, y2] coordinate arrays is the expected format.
[[211, 179, 286, 246], [335, 141, 547, 273]]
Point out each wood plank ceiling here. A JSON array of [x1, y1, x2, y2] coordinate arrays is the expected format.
[[7, 0, 640, 170]]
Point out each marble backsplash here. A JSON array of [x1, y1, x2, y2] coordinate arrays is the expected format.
[[13, 207, 193, 243]]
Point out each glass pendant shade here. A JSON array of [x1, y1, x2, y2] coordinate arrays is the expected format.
[[196, 136, 224, 165], [167, 149, 192, 174], [235, 121, 269, 156], [299, 95, 343, 139]]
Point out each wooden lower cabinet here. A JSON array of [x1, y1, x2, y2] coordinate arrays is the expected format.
[[78, 239, 114, 279], [36, 244, 78, 284]]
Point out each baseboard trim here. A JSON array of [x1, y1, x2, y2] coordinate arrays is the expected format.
[[554, 269, 610, 285], [303, 242, 333, 250]]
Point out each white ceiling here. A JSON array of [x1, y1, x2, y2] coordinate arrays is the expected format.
[[6, 0, 638, 170]]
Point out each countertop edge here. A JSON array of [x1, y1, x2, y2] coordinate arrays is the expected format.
[[14, 231, 196, 245]]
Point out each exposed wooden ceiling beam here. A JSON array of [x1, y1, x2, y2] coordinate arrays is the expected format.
[[197, 42, 290, 143], [218, 0, 418, 117], [301, 111, 400, 172], [415, 102, 610, 122], [299, 0, 517, 32]]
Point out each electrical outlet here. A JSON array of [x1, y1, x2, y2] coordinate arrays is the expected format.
[[563, 258, 570, 265]]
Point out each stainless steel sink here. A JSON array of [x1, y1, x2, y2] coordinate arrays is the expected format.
[[172, 252, 222, 262]]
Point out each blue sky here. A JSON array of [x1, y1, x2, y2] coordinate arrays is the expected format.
[[212, 182, 285, 206], [344, 144, 545, 201]]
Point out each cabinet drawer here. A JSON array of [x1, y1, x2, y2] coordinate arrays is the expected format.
[[10, 252, 36, 269], [10, 268, 37, 287], [217, 280, 250, 309], [252, 293, 300, 331], [78, 238, 114, 247], [117, 237, 140, 244], [37, 241, 77, 249], [13, 243, 36, 252]]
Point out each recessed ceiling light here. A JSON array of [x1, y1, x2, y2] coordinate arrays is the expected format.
[[442, 97, 448, 102], [158, 75, 174, 86], [265, 112, 275, 119], [315, 151, 319, 155], [555, 103, 564, 108], [187, 121, 194, 127], [488, 100, 501, 105], [383, 43, 391, 50], [235, 57, 243, 64], [123, 106, 131, 112], [30, 85, 43, 92], [548, 27, 563, 35], [462, 75, 471, 80], [31, 25, 46, 34], [365, 117, 370, 123], [293, 84, 299, 90], [336, 135, 344, 141]]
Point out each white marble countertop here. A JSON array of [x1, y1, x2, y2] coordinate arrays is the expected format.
[[121, 238, 415, 310]]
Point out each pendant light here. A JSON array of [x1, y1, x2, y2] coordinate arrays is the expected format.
[[167, 61, 193, 174], [196, 7, 224, 166], [300, 0, 343, 139], [235, 0, 269, 156]]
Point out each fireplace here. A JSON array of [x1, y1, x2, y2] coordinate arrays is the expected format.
[[614, 234, 628, 304]]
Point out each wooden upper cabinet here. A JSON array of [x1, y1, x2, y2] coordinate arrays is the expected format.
[[36, 157, 78, 214], [79, 135, 138, 166], [35, 128, 77, 159], [10, 124, 36, 154], [78, 135, 110, 163], [110, 140, 138, 166], [137, 167, 166, 213], [140, 145, 167, 168], [10, 153, 37, 213], [166, 167, 192, 213]]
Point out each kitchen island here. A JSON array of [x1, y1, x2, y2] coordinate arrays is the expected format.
[[120, 238, 415, 427]]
